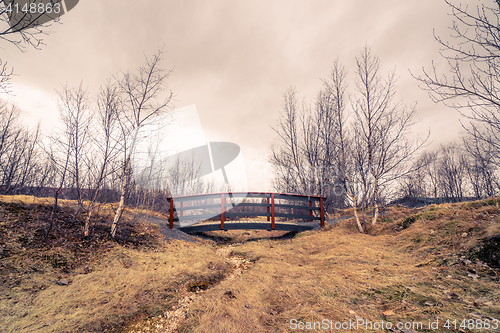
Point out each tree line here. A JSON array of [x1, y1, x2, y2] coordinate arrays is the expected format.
[[3, 0, 500, 236], [270, 0, 500, 232], [0, 50, 186, 238]]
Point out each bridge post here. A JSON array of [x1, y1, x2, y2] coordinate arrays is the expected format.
[[169, 198, 174, 229], [220, 193, 225, 230], [271, 193, 275, 230], [320, 198, 325, 228], [309, 201, 313, 221], [267, 198, 270, 221], [180, 202, 183, 217]]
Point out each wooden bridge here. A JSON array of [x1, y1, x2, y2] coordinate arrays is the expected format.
[[167, 192, 326, 233]]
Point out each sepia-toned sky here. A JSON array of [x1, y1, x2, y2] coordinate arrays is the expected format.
[[4, 0, 473, 191]]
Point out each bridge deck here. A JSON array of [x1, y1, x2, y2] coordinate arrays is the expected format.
[[177, 221, 320, 233]]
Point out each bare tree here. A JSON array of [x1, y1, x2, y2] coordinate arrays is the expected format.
[[0, 0, 71, 50], [0, 99, 20, 169], [1, 0, 64, 95], [271, 49, 427, 231], [82, 81, 121, 236], [56, 83, 92, 213], [463, 127, 498, 198], [271, 86, 344, 211], [43, 133, 71, 240], [422, 151, 441, 202], [270, 87, 307, 194], [352, 46, 428, 226], [164, 157, 216, 197], [0, 99, 41, 194], [438, 143, 468, 202], [416, 0, 500, 163], [0, 59, 13, 95], [321, 60, 366, 232], [110, 49, 173, 238]]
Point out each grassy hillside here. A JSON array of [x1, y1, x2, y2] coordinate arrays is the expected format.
[[0, 195, 499, 332]]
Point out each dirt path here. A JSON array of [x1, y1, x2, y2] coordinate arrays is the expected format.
[[125, 245, 252, 333], [134, 214, 199, 243]]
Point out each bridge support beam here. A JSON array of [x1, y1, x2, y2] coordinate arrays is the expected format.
[[267, 198, 270, 221], [271, 193, 275, 230], [320, 198, 325, 228], [220, 193, 225, 230], [169, 198, 174, 229]]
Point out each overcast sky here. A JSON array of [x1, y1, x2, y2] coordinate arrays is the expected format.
[[3, 0, 472, 191]]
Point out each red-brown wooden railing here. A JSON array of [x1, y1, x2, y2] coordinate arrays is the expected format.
[[166, 192, 326, 230]]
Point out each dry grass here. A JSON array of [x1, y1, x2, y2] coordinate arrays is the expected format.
[[0, 197, 228, 332], [1, 195, 499, 332], [1, 242, 229, 332], [179, 229, 499, 332], [177, 201, 500, 333]]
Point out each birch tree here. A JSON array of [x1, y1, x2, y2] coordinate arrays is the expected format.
[[83, 82, 121, 236], [110, 49, 173, 238], [353, 46, 427, 226]]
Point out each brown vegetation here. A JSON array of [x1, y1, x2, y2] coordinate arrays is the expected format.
[[0, 195, 499, 332]]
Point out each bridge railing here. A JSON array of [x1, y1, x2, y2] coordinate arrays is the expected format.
[[167, 192, 326, 230]]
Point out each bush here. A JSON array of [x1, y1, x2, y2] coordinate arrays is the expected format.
[[402, 215, 419, 229]]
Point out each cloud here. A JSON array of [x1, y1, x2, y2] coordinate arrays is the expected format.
[[2, 0, 470, 191]]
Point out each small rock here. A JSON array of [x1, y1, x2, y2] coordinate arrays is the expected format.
[[467, 273, 479, 280], [244, 304, 251, 309], [393, 262, 399, 266], [383, 309, 395, 316], [469, 312, 484, 319], [462, 259, 472, 265], [424, 301, 435, 307], [461, 232, 468, 238], [56, 279, 69, 286], [224, 290, 236, 299], [41, 320, 56, 327], [374, 267, 380, 272], [474, 297, 490, 305], [349, 310, 356, 315], [432, 284, 446, 290]]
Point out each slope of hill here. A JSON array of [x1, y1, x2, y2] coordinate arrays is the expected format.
[[0, 195, 498, 332]]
